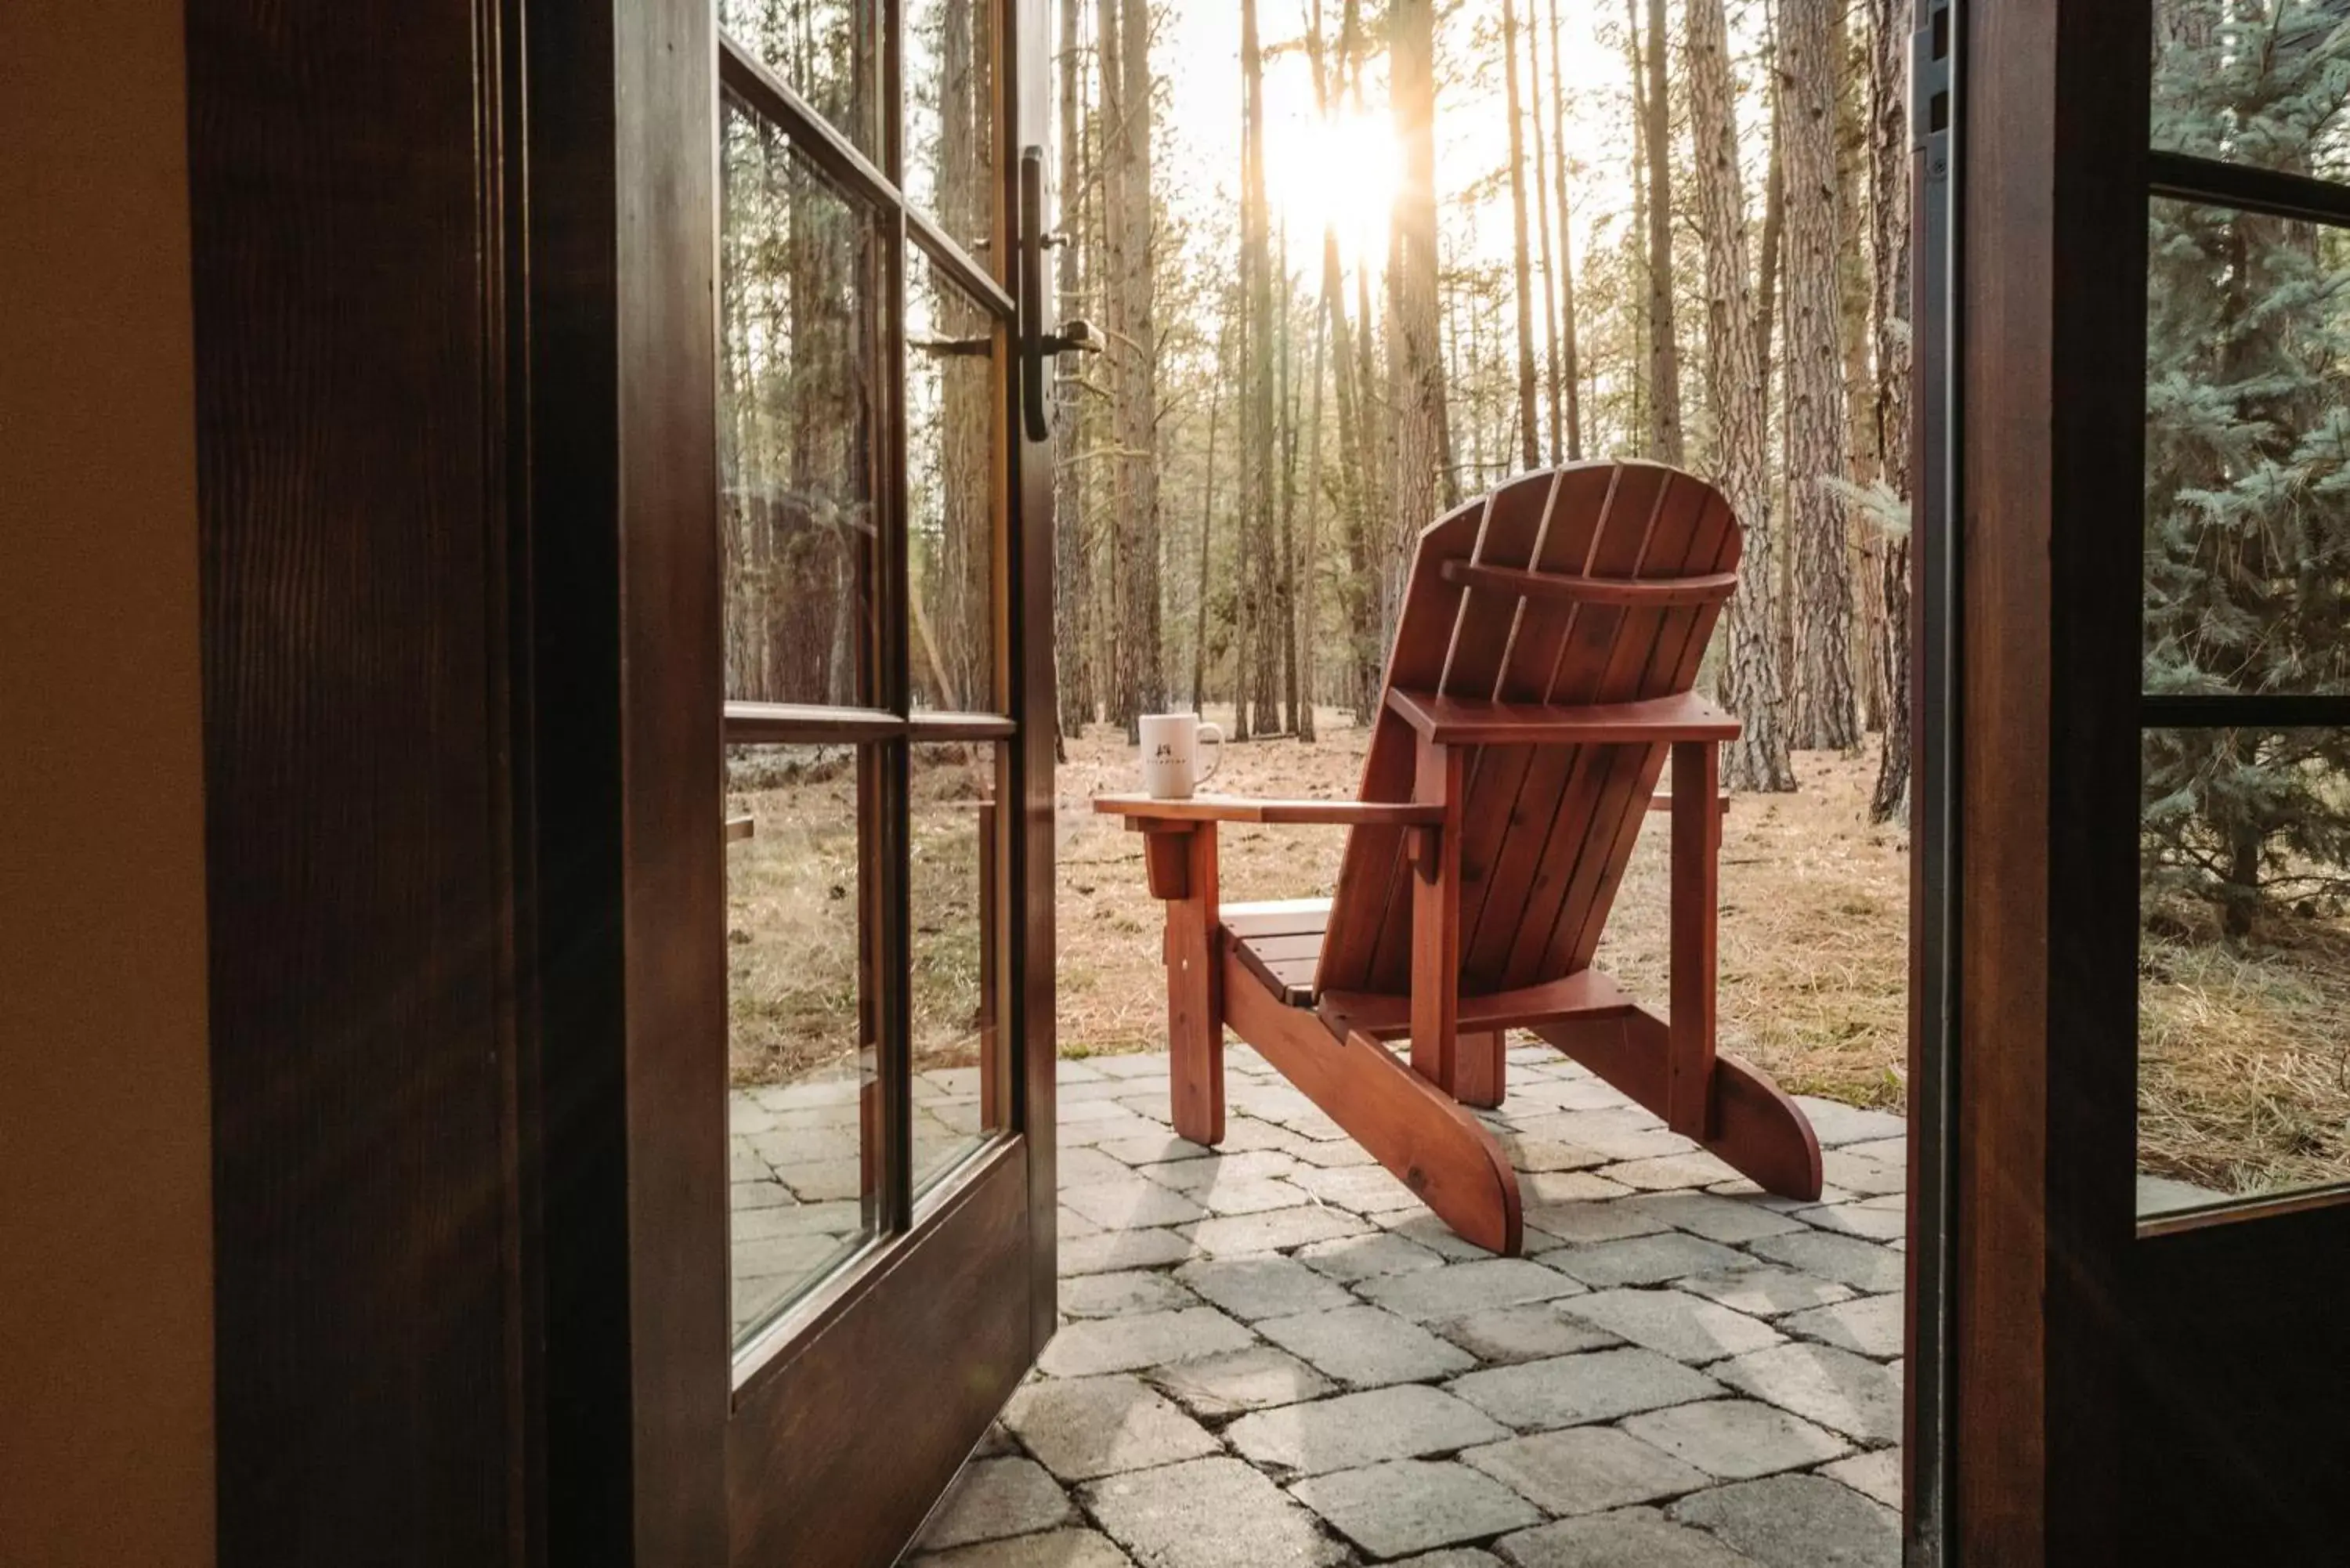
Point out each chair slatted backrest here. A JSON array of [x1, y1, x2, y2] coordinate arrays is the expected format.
[[1315, 461, 1741, 999]]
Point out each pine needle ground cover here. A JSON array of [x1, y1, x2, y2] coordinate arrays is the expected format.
[[726, 743, 997, 1091]]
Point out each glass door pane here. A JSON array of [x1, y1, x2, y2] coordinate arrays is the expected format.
[[719, 0, 886, 161], [904, 0, 1000, 259], [714, 0, 1021, 1349], [2138, 182, 2350, 1216], [720, 94, 887, 707], [907, 250, 1003, 713], [725, 742, 883, 1339], [2150, 0, 2350, 182], [908, 740, 1005, 1190]]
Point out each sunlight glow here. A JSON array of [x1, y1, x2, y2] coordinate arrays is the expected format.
[[1264, 107, 1399, 263]]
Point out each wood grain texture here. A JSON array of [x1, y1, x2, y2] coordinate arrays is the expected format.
[[1141, 826, 1193, 898], [527, 0, 729, 1557], [1452, 1030, 1507, 1112], [1520, 493, 1736, 986], [1094, 793, 1444, 826], [1315, 495, 1487, 988], [1532, 1010, 1820, 1200], [1321, 970, 1635, 1039], [1665, 742, 1719, 1140], [728, 1147, 1033, 1566], [1439, 560, 1741, 607], [2121, 1203, 2350, 1563], [1225, 955, 1522, 1255], [190, 0, 527, 1558], [1116, 464, 1806, 1255], [1166, 824, 1227, 1143], [1947, 0, 2149, 1555], [1409, 735, 1465, 1092], [1452, 464, 1668, 991], [1013, 0, 1065, 1382], [1386, 688, 1739, 746], [1486, 468, 1701, 990]]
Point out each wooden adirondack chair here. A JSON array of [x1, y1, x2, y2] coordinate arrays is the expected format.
[[1094, 461, 1823, 1255]]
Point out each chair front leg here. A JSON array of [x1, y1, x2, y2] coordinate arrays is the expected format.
[[1148, 822, 1225, 1145], [1665, 739, 1720, 1141], [1412, 736, 1474, 1100]]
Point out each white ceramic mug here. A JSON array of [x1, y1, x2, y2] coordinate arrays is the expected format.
[[1139, 713, 1224, 800]]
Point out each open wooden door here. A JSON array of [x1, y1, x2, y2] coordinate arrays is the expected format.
[[1940, 0, 2350, 1559], [528, 0, 1058, 1561]]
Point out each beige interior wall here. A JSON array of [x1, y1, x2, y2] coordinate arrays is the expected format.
[[0, 2, 215, 1563]]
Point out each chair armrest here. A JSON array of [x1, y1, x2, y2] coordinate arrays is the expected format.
[[1093, 793, 1444, 827]]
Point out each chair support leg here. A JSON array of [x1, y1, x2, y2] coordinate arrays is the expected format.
[[1229, 951, 1521, 1255], [1535, 1010, 1822, 1201], [1667, 740, 1720, 1141], [1162, 825, 1225, 1145], [1452, 1029, 1506, 1109]]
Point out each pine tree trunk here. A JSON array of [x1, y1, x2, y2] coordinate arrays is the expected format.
[[1688, 0, 1796, 791], [1835, 0, 1884, 735], [1353, 250, 1387, 714], [1300, 270, 1326, 742], [1345, 0, 1389, 718], [1782, 0, 1859, 750], [1278, 219, 1302, 737], [1094, 0, 1135, 733], [1193, 311, 1225, 712], [1386, 0, 1451, 637], [1753, 20, 1791, 688], [1455, 284, 1479, 485], [1624, 0, 1650, 450], [1117, 0, 1162, 740], [1308, 0, 1377, 728], [1755, 38, 1786, 375], [1053, 0, 1090, 737], [1242, 0, 1282, 737], [1868, 0, 1914, 822], [1231, 22, 1256, 741], [1504, 0, 1541, 470], [1643, 0, 1684, 462], [1526, 0, 1563, 464], [1547, 0, 1585, 461], [939, 0, 995, 710]]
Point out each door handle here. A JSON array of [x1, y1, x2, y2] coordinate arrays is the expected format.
[[1018, 144, 1097, 443]]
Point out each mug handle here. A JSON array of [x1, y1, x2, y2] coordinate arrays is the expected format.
[[1193, 722, 1224, 786]]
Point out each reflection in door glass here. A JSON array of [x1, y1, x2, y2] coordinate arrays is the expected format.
[[904, 0, 998, 260], [908, 251, 1000, 712], [718, 0, 884, 161], [2150, 0, 2350, 182], [721, 93, 884, 707], [2144, 198, 2350, 699], [727, 743, 880, 1342], [909, 742, 1003, 1192], [2138, 728, 2350, 1213]]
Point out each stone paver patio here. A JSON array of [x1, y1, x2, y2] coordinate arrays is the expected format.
[[909, 1042, 1907, 1566]]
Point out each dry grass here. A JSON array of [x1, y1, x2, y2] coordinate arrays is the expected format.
[[1056, 706, 1913, 1111], [2139, 896, 2350, 1196], [726, 742, 994, 1088]]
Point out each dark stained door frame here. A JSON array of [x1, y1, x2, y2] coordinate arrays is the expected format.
[[1943, 0, 2350, 1561], [526, 2, 1060, 1563], [1903, 0, 1957, 1559], [190, 0, 539, 1559]]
